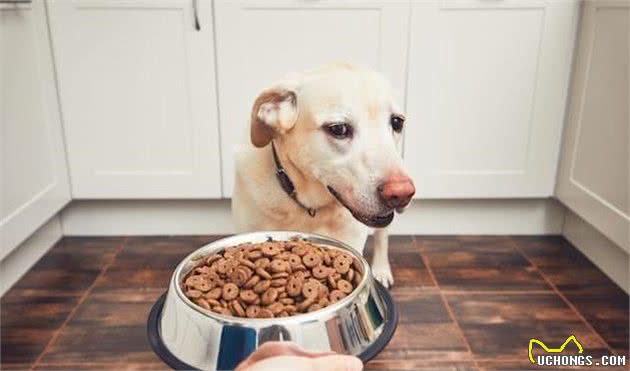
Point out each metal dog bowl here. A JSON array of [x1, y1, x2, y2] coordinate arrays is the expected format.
[[147, 231, 398, 370]]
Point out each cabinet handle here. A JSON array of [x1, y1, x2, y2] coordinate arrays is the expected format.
[[0, 0, 32, 3], [192, 0, 200, 31]]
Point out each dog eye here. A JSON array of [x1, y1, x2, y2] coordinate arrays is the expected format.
[[325, 123, 353, 139], [390, 114, 405, 133]]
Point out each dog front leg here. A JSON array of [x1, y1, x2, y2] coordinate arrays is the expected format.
[[371, 228, 393, 288]]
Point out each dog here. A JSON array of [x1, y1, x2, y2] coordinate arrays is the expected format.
[[232, 63, 415, 288]]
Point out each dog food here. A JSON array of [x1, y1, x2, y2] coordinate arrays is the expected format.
[[182, 239, 363, 318]]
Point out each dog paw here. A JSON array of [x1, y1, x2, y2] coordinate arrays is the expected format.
[[371, 261, 394, 288]]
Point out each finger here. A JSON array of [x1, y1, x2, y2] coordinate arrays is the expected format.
[[310, 355, 364, 371], [235, 342, 314, 370], [240, 355, 363, 371]]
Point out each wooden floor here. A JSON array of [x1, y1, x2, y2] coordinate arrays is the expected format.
[[1, 236, 628, 370]]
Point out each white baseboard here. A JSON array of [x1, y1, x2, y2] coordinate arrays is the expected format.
[[60, 198, 566, 236], [563, 210, 629, 293], [0, 215, 63, 296]]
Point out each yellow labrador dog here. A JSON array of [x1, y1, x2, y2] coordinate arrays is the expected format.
[[232, 64, 415, 288]]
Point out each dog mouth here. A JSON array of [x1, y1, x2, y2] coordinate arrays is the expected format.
[[327, 186, 395, 228]]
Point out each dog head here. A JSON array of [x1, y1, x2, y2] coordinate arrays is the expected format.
[[250, 63, 415, 228]]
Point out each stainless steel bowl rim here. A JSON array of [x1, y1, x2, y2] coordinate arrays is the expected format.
[[173, 231, 372, 324]]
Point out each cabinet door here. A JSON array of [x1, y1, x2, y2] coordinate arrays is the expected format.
[[1, 0, 71, 259], [214, 0, 410, 196], [556, 1, 629, 251], [405, 0, 578, 198], [47, 0, 221, 198]]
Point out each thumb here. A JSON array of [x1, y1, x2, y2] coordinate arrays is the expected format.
[[310, 355, 364, 371]]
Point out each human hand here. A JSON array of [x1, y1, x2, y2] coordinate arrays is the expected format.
[[235, 342, 363, 371]]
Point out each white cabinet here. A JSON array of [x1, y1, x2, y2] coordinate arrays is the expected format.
[[47, 0, 222, 198], [556, 1, 629, 251], [214, 0, 410, 196], [405, 0, 578, 198], [1, 0, 71, 259]]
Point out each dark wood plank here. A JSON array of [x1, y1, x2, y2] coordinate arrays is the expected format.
[[38, 289, 165, 366], [446, 293, 613, 363], [38, 236, 221, 368], [514, 236, 629, 355], [92, 236, 220, 292], [366, 288, 471, 370], [12, 237, 124, 294], [1, 237, 124, 367], [420, 236, 551, 292]]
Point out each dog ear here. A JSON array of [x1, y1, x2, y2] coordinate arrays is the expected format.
[[250, 85, 298, 148]]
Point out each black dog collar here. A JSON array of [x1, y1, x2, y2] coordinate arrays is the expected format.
[[271, 142, 317, 217]]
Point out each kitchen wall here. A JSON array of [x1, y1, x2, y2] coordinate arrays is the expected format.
[[2, 0, 628, 294]]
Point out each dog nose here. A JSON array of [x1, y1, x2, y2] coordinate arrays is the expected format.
[[378, 174, 415, 209]]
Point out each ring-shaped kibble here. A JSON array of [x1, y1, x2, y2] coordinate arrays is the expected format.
[[333, 255, 351, 274], [302, 280, 320, 299], [258, 308, 274, 318], [292, 245, 308, 256], [308, 303, 322, 312], [185, 275, 203, 287], [216, 259, 230, 274], [312, 265, 330, 279], [346, 268, 354, 282], [239, 258, 256, 270], [261, 287, 278, 305], [195, 265, 212, 275], [194, 280, 212, 292], [206, 272, 221, 284], [186, 289, 202, 299], [329, 289, 347, 303], [239, 289, 258, 304], [297, 296, 316, 311], [337, 279, 353, 294], [214, 306, 232, 316], [255, 258, 270, 269], [195, 298, 211, 310], [240, 265, 254, 279], [222, 283, 239, 301], [278, 251, 292, 260], [271, 278, 287, 287], [262, 244, 281, 257], [230, 269, 249, 287], [206, 254, 222, 265], [253, 279, 271, 294], [272, 272, 289, 279], [286, 277, 302, 297], [231, 300, 246, 317], [319, 297, 330, 307], [246, 305, 260, 318], [270, 259, 288, 273], [267, 302, 284, 315], [302, 253, 321, 268], [205, 287, 222, 300], [327, 275, 337, 289], [323, 252, 332, 266], [255, 267, 272, 280], [247, 249, 262, 259], [206, 298, 221, 307], [318, 284, 329, 299], [280, 297, 294, 305], [288, 254, 302, 267], [244, 275, 260, 289]]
